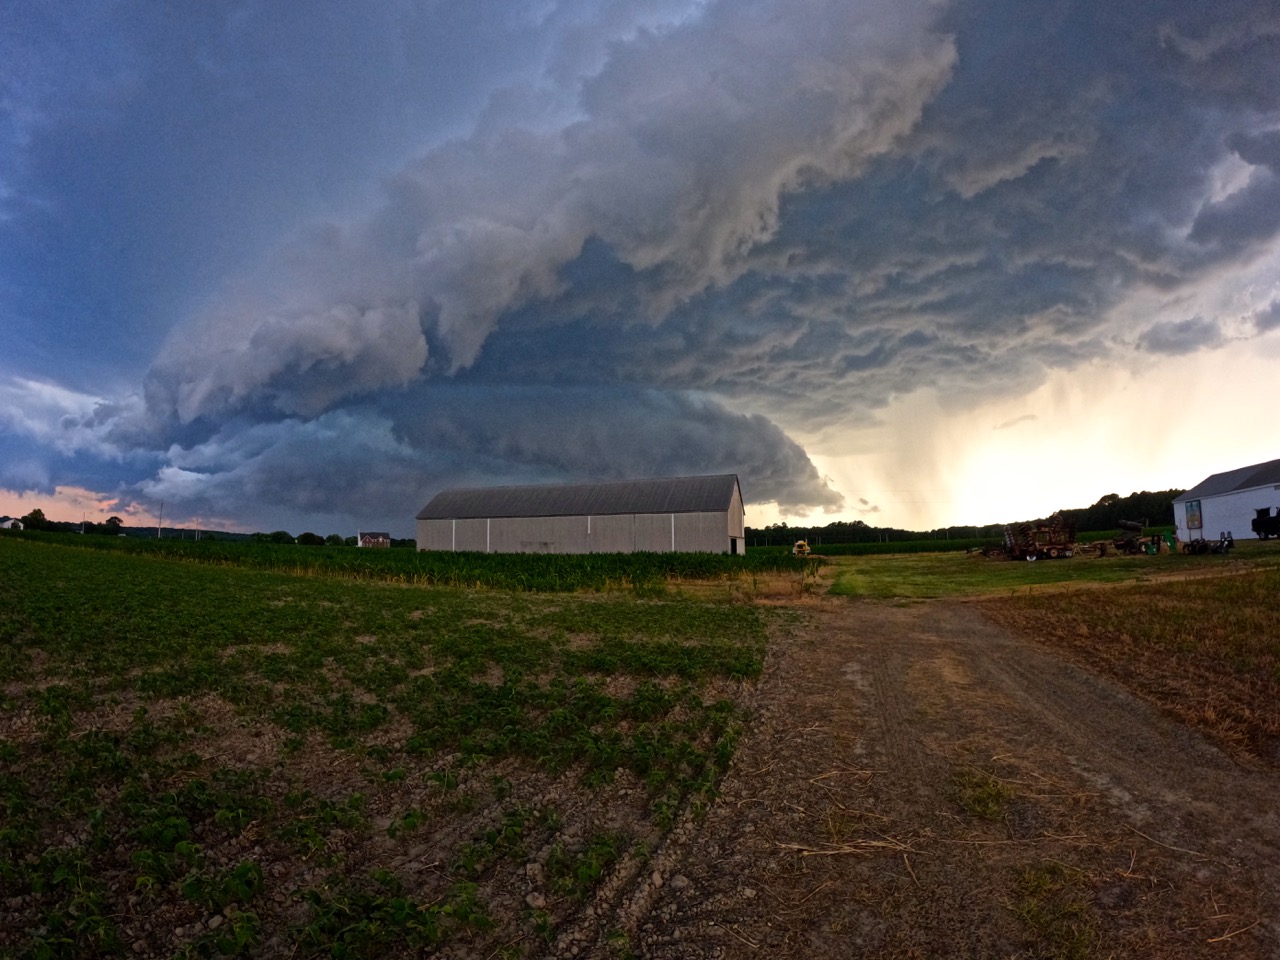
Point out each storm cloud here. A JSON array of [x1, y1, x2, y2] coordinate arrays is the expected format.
[[136, 387, 842, 532], [1137, 316, 1225, 355], [3, 0, 1280, 531], [147, 0, 957, 420]]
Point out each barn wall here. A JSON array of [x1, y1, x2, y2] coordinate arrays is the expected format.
[[418, 511, 734, 553], [633, 513, 671, 551], [1179, 486, 1280, 541], [729, 485, 745, 536], [674, 511, 731, 552], [490, 516, 588, 553], [589, 515, 635, 552], [416, 518, 454, 551]]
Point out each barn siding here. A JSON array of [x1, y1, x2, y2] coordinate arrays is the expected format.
[[729, 485, 745, 535], [416, 509, 735, 554], [589, 514, 635, 552], [416, 474, 744, 554]]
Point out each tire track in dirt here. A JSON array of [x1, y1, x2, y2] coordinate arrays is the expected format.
[[609, 599, 1280, 960], [935, 603, 1280, 872]]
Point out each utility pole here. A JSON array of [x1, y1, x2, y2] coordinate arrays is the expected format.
[[156, 501, 164, 540]]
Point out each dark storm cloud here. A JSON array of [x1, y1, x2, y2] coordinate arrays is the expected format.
[[6, 0, 1280, 529], [1137, 316, 1224, 355], [1251, 299, 1280, 333], [134, 387, 841, 533], [1189, 129, 1280, 254], [145, 0, 956, 426]]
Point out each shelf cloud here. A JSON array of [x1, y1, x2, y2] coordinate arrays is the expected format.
[[3, 0, 1280, 531]]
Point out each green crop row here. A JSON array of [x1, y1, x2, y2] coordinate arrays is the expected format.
[[1, 529, 816, 591], [0, 537, 768, 957]]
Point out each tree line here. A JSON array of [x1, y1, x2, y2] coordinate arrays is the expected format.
[[746, 489, 1184, 546], [6, 510, 414, 547]]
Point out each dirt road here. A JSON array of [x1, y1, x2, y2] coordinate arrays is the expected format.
[[616, 599, 1280, 959]]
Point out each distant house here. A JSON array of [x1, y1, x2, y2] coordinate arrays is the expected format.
[[0, 516, 22, 530], [358, 531, 392, 548], [1173, 457, 1280, 541], [416, 474, 746, 555]]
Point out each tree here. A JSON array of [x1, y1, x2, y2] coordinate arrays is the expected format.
[[324, 534, 344, 546], [103, 516, 123, 535], [267, 530, 294, 544], [20, 508, 47, 531], [297, 532, 324, 546]]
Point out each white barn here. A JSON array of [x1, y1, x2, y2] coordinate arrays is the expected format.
[[1172, 458, 1280, 541], [416, 474, 746, 555]]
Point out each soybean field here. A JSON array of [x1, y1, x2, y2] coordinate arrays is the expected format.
[[0, 536, 773, 958]]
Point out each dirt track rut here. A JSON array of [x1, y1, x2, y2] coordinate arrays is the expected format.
[[616, 600, 1280, 960]]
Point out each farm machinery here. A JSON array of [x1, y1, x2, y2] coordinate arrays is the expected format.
[[1003, 514, 1075, 561], [1114, 519, 1145, 554], [1099, 519, 1176, 556], [1182, 532, 1234, 554], [792, 540, 811, 556], [1252, 507, 1280, 540]]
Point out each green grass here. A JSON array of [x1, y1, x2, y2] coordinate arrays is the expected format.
[[0, 536, 768, 957], [948, 767, 1016, 821], [752, 528, 1177, 558], [1, 529, 815, 592], [826, 539, 1280, 599], [1011, 861, 1097, 960]]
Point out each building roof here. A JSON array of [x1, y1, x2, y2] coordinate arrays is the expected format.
[[359, 531, 391, 539], [1173, 458, 1280, 502], [417, 475, 742, 520]]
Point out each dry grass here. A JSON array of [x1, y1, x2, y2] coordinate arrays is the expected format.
[[982, 567, 1280, 762]]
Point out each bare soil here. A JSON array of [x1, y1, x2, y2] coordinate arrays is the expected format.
[[8, 594, 1279, 959], [608, 599, 1280, 959]]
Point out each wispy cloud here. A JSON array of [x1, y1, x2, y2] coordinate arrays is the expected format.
[[994, 414, 1039, 431]]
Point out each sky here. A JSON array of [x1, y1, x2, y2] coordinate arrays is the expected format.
[[2, 0, 1279, 538]]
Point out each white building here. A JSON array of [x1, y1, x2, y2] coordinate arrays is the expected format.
[[1172, 458, 1280, 541], [417, 474, 746, 555], [0, 516, 23, 530]]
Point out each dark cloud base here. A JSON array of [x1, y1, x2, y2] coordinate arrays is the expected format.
[[122, 385, 840, 534]]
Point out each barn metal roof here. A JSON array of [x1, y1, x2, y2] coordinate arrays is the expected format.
[[417, 475, 741, 520], [1173, 458, 1280, 502]]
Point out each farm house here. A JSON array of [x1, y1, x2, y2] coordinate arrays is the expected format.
[[1173, 457, 1280, 541], [416, 474, 746, 555]]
